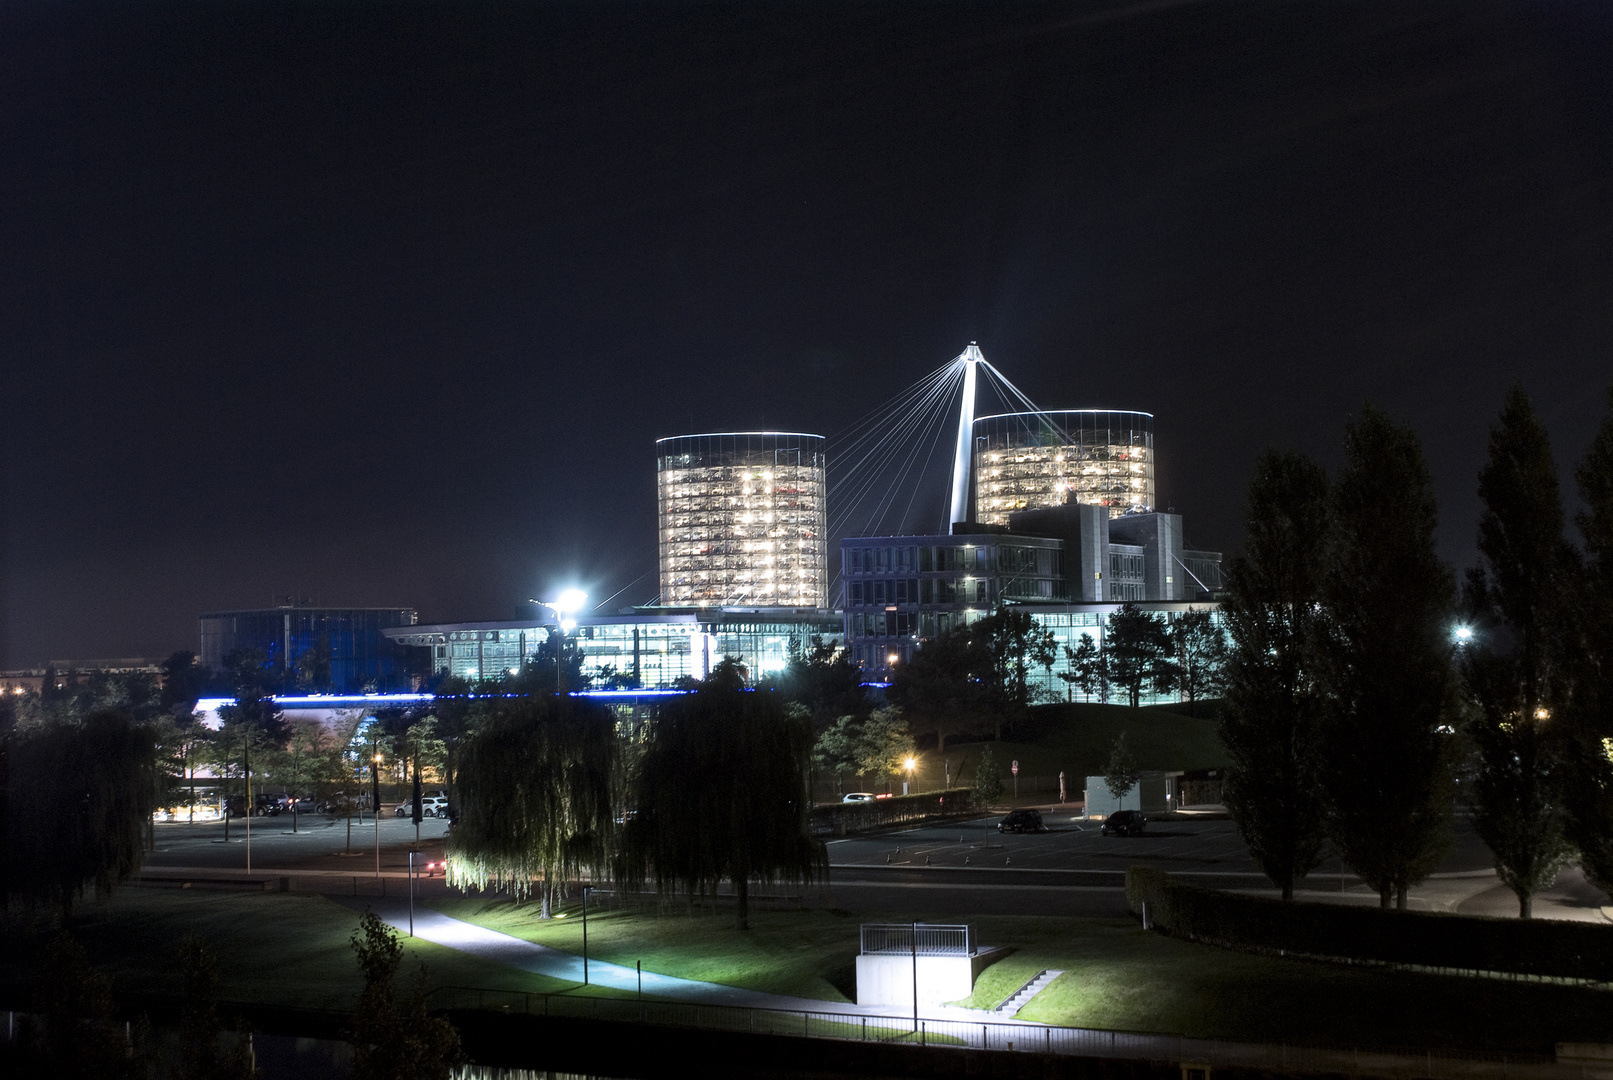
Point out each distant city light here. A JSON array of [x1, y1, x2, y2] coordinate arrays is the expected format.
[[1453, 625, 1474, 644]]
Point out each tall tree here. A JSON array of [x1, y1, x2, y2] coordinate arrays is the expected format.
[[621, 672, 824, 930], [6, 710, 155, 920], [888, 624, 992, 751], [1220, 449, 1331, 900], [776, 636, 867, 730], [812, 707, 914, 794], [1320, 405, 1457, 910], [1565, 384, 1613, 898], [974, 607, 1058, 737], [1461, 387, 1576, 917], [1170, 609, 1228, 707], [447, 695, 619, 915], [1058, 633, 1107, 702], [1102, 604, 1177, 708]]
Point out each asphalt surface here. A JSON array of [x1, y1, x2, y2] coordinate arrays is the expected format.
[[142, 805, 1613, 922]]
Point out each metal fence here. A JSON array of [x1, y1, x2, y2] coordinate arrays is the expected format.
[[425, 986, 1573, 1079], [859, 923, 974, 957]]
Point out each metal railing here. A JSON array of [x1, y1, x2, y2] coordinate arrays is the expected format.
[[424, 985, 1571, 1078], [859, 923, 973, 957]]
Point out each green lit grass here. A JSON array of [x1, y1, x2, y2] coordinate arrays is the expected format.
[[0, 887, 568, 1010], [941, 916, 1613, 1056], [429, 897, 862, 1003]]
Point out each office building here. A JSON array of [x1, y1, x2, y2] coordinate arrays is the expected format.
[[385, 607, 841, 687], [199, 606, 418, 693]]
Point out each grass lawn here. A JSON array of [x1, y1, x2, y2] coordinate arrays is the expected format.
[[0, 886, 571, 1012], [944, 915, 1613, 1057], [430, 896, 865, 1002], [428, 899, 1613, 1056]]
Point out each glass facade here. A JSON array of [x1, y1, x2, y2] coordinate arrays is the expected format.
[[657, 432, 828, 608], [1027, 605, 1225, 706], [972, 410, 1155, 525], [840, 535, 1064, 677], [388, 611, 842, 688], [198, 607, 419, 693]]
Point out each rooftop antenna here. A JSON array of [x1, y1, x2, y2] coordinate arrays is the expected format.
[[947, 343, 983, 529]]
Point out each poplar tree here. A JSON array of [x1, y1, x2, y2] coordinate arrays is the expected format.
[[1565, 385, 1613, 898], [1461, 387, 1575, 917], [1219, 449, 1331, 899], [1320, 405, 1456, 910]]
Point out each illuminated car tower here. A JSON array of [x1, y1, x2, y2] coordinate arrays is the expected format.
[[656, 431, 828, 608], [971, 410, 1155, 524]]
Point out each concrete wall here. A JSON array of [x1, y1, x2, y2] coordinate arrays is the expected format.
[[1084, 771, 1181, 817], [855, 947, 1009, 1007]]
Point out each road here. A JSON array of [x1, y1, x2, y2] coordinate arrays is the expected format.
[[142, 805, 1613, 922]]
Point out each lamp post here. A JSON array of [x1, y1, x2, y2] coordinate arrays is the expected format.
[[529, 589, 588, 690], [408, 850, 416, 937], [372, 747, 383, 879], [582, 885, 592, 986], [903, 755, 916, 797]]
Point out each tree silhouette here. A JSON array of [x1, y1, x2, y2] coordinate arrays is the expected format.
[[1219, 449, 1331, 900], [447, 695, 619, 915], [1320, 404, 1456, 910], [348, 911, 462, 1080], [7, 709, 154, 921], [620, 672, 823, 930]]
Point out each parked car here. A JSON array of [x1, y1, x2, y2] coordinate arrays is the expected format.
[[1101, 810, 1146, 836], [421, 796, 449, 818], [841, 792, 877, 804], [997, 808, 1047, 834]]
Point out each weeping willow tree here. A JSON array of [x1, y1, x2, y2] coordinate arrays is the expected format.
[[620, 664, 826, 930], [5, 708, 155, 921], [446, 695, 619, 914]]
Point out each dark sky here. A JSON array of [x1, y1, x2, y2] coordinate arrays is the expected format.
[[4, 1, 1611, 668]]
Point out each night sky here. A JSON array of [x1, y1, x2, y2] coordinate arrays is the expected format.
[[4, 1, 1611, 669]]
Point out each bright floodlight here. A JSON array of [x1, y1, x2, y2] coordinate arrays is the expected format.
[[1454, 625, 1474, 643], [554, 588, 588, 615], [903, 756, 918, 772]]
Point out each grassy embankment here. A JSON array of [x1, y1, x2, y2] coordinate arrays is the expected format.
[[935, 700, 1229, 798], [0, 887, 580, 1012], [433, 896, 1613, 1056], [4, 886, 1611, 1055]]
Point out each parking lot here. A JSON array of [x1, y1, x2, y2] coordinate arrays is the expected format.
[[827, 813, 1264, 875]]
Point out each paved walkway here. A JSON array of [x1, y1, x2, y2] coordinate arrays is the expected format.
[[332, 895, 1009, 1024]]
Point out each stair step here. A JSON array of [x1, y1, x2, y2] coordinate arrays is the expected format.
[[995, 969, 1065, 1014]]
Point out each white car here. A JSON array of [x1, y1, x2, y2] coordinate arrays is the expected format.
[[841, 792, 877, 804]]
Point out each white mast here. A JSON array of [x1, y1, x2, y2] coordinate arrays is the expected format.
[[947, 343, 983, 529]]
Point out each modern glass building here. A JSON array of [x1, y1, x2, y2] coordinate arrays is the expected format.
[[972, 410, 1155, 525], [657, 431, 828, 608], [840, 533, 1065, 676], [385, 609, 842, 687], [199, 606, 418, 693]]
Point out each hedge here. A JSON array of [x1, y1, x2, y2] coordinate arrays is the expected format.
[[1124, 866, 1613, 982], [810, 788, 978, 835]]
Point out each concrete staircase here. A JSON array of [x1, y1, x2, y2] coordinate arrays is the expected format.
[[995, 968, 1065, 1016]]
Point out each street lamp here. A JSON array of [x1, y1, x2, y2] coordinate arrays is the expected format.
[[372, 749, 384, 879], [1453, 625, 1474, 645], [529, 590, 589, 688], [903, 755, 917, 796]]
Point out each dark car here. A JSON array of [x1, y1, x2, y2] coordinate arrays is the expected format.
[[1101, 810, 1146, 836], [997, 808, 1047, 834]]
